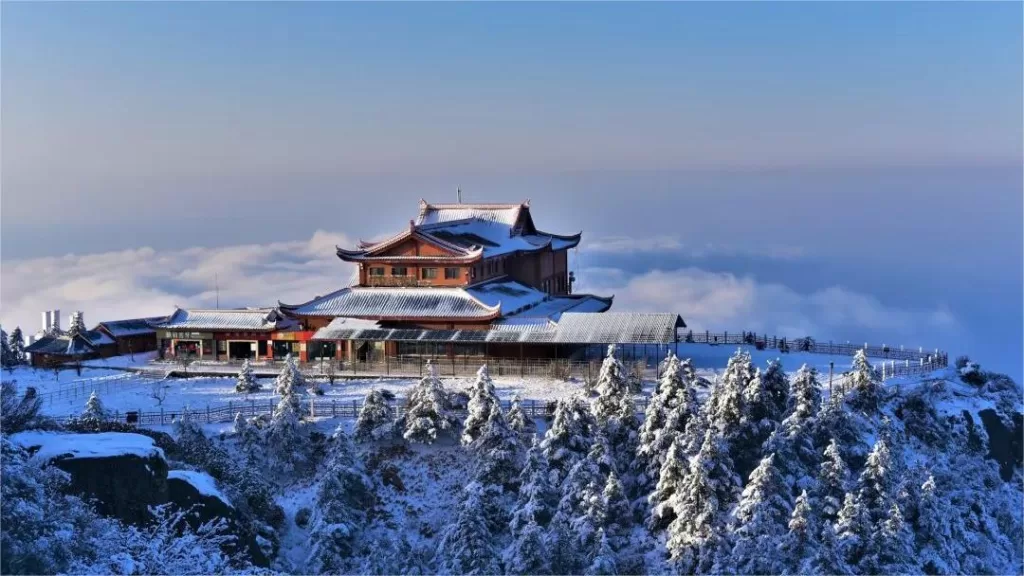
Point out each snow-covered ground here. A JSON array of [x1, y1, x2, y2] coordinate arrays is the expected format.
[[4, 347, 919, 420]]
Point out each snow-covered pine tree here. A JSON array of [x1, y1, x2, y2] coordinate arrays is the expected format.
[[857, 438, 894, 525], [728, 453, 793, 575], [656, 353, 683, 400], [462, 364, 499, 446], [634, 389, 669, 494], [472, 401, 524, 489], [506, 393, 536, 439], [863, 501, 914, 575], [67, 312, 86, 338], [635, 354, 696, 493], [812, 390, 862, 459], [778, 490, 819, 575], [914, 473, 955, 574], [307, 425, 373, 574], [704, 349, 753, 442], [745, 358, 789, 425], [592, 344, 630, 425], [834, 491, 870, 567], [435, 482, 500, 576], [586, 529, 619, 576], [81, 391, 106, 426], [815, 438, 850, 524], [550, 440, 606, 565], [695, 428, 742, 506], [676, 357, 701, 415], [1, 328, 11, 368], [234, 359, 260, 393], [664, 445, 721, 574], [763, 367, 821, 491], [540, 395, 596, 484], [265, 385, 309, 476], [647, 438, 689, 531], [848, 349, 882, 414], [274, 354, 306, 407], [402, 360, 459, 444], [509, 441, 558, 536], [8, 327, 25, 365], [810, 522, 850, 575], [501, 518, 550, 575], [354, 389, 395, 442], [788, 364, 822, 418]]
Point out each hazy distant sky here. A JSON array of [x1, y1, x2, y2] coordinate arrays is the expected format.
[[2, 3, 1021, 378]]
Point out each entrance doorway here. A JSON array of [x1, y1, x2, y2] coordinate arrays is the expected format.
[[227, 341, 257, 360]]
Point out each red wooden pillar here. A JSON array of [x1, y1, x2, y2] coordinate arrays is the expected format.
[[335, 340, 344, 361], [266, 339, 274, 360]]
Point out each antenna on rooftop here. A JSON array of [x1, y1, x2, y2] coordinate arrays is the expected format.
[[457, 186, 462, 204]]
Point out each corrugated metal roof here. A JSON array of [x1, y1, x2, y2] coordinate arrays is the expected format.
[[553, 312, 684, 344], [499, 293, 613, 322], [152, 308, 295, 331], [282, 287, 501, 319], [311, 312, 683, 344], [466, 279, 548, 314]]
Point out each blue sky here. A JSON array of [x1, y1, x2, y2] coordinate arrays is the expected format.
[[1, 3, 1021, 378]]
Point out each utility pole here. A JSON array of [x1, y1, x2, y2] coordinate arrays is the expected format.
[[457, 186, 462, 203]]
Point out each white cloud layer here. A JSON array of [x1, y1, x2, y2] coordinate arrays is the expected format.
[[575, 267, 957, 347], [1, 231, 356, 335], [583, 235, 807, 260], [1, 233, 954, 352]]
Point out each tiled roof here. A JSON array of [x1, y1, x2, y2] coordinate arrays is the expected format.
[[151, 308, 296, 332], [498, 293, 613, 322], [465, 279, 549, 315], [280, 287, 502, 320], [415, 200, 526, 227], [421, 220, 579, 259], [96, 317, 166, 337], [25, 329, 114, 356]]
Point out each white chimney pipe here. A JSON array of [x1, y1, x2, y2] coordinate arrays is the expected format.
[[52, 309, 60, 331]]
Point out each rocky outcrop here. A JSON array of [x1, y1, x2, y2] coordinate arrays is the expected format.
[[167, 470, 269, 567], [11, 431, 169, 525], [978, 409, 1024, 481]]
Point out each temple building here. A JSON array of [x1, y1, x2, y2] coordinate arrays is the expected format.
[[152, 199, 684, 362]]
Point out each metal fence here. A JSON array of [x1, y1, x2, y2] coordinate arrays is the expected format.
[[679, 330, 946, 363]]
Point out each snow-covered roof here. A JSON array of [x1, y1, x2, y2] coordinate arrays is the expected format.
[[339, 199, 580, 262], [168, 470, 233, 507], [310, 317, 384, 340], [499, 293, 613, 322], [553, 312, 685, 344], [465, 279, 549, 315], [151, 308, 296, 332], [24, 329, 115, 356], [96, 317, 166, 337], [312, 311, 682, 344], [281, 287, 502, 320], [415, 200, 526, 227], [10, 431, 166, 462]]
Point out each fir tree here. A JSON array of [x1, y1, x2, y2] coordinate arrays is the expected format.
[[472, 402, 524, 489], [540, 395, 596, 484], [265, 386, 309, 476], [274, 354, 306, 407], [1, 328, 10, 368], [509, 441, 558, 536], [635, 354, 696, 493], [355, 389, 395, 442], [745, 358, 789, 425], [6, 327, 25, 366], [815, 438, 850, 524], [848, 349, 882, 414], [858, 438, 895, 525], [506, 393, 536, 439], [586, 529, 619, 576], [834, 492, 870, 566], [810, 523, 851, 575], [647, 438, 689, 531], [307, 425, 373, 573], [462, 364, 498, 446], [865, 501, 914, 575], [779, 490, 819, 575], [501, 518, 550, 575], [789, 364, 822, 418], [592, 344, 630, 425], [664, 445, 721, 574], [729, 453, 793, 575], [914, 473, 955, 574], [402, 360, 459, 444], [812, 390, 861, 459], [234, 359, 260, 393], [435, 482, 500, 576], [67, 312, 86, 338], [705, 349, 754, 440], [81, 391, 106, 425]]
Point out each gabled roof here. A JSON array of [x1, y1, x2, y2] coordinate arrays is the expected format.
[[25, 329, 114, 357], [280, 287, 503, 321], [150, 308, 296, 332], [553, 312, 685, 344], [337, 199, 581, 263], [95, 316, 167, 338]]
